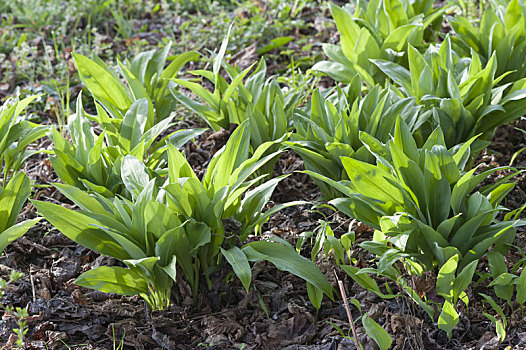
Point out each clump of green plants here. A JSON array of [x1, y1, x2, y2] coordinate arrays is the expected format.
[[0, 171, 40, 254], [5, 1, 526, 346], [308, 118, 526, 337], [49, 96, 205, 198], [450, 0, 526, 86], [74, 42, 199, 124], [0, 97, 42, 347], [478, 239, 526, 342], [171, 32, 303, 142], [172, 56, 299, 142], [0, 97, 43, 252], [35, 122, 333, 311], [372, 36, 526, 153], [287, 75, 421, 198], [172, 32, 305, 175], [0, 96, 49, 183], [312, 0, 446, 86]]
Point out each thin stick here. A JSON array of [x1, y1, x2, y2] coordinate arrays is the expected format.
[[334, 270, 361, 350], [29, 265, 36, 303]]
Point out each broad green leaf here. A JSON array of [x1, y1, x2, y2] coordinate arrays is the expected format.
[[362, 313, 392, 350], [371, 59, 412, 92], [311, 61, 355, 84], [438, 299, 459, 339], [121, 156, 150, 198], [158, 51, 200, 99], [53, 183, 108, 214], [0, 172, 31, 231], [204, 121, 250, 191], [516, 267, 526, 305], [453, 259, 478, 302], [340, 265, 392, 298], [118, 98, 149, 151], [75, 266, 148, 296], [330, 4, 361, 62], [73, 53, 131, 110], [437, 254, 459, 299], [341, 157, 405, 208], [0, 218, 40, 252], [258, 36, 295, 55], [496, 319, 506, 343], [307, 282, 323, 309], [243, 241, 334, 299], [221, 246, 252, 292], [382, 24, 418, 52], [32, 200, 131, 260], [168, 128, 208, 149]]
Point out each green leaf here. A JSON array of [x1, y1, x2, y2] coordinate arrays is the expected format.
[[0, 218, 40, 252], [382, 24, 418, 52], [214, 24, 233, 80], [243, 241, 334, 299], [330, 4, 361, 62], [53, 183, 108, 214], [161, 255, 177, 282], [453, 259, 478, 302], [172, 78, 219, 109], [516, 267, 526, 305], [32, 200, 131, 260], [438, 299, 459, 339], [487, 251, 507, 277], [121, 156, 150, 198], [371, 59, 412, 93], [341, 157, 405, 209], [340, 265, 394, 299], [168, 128, 208, 149], [75, 266, 148, 296], [496, 319, 506, 343], [118, 98, 149, 151], [221, 246, 252, 292], [0, 172, 31, 232], [73, 53, 131, 110], [480, 293, 507, 327], [118, 60, 155, 123], [307, 282, 323, 310], [437, 254, 459, 299], [204, 120, 250, 191], [362, 313, 392, 350], [258, 36, 295, 55], [158, 51, 200, 99], [311, 61, 355, 84], [221, 63, 257, 107]]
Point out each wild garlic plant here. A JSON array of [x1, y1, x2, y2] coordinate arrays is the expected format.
[[308, 117, 526, 337], [171, 32, 304, 176], [49, 96, 205, 198], [450, 0, 526, 86], [312, 0, 447, 86], [372, 35, 526, 154], [35, 122, 333, 310], [0, 96, 49, 184], [74, 41, 199, 125], [0, 97, 43, 255], [288, 75, 421, 198]]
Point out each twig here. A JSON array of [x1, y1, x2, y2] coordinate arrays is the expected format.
[[29, 265, 36, 303], [334, 270, 361, 350]]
